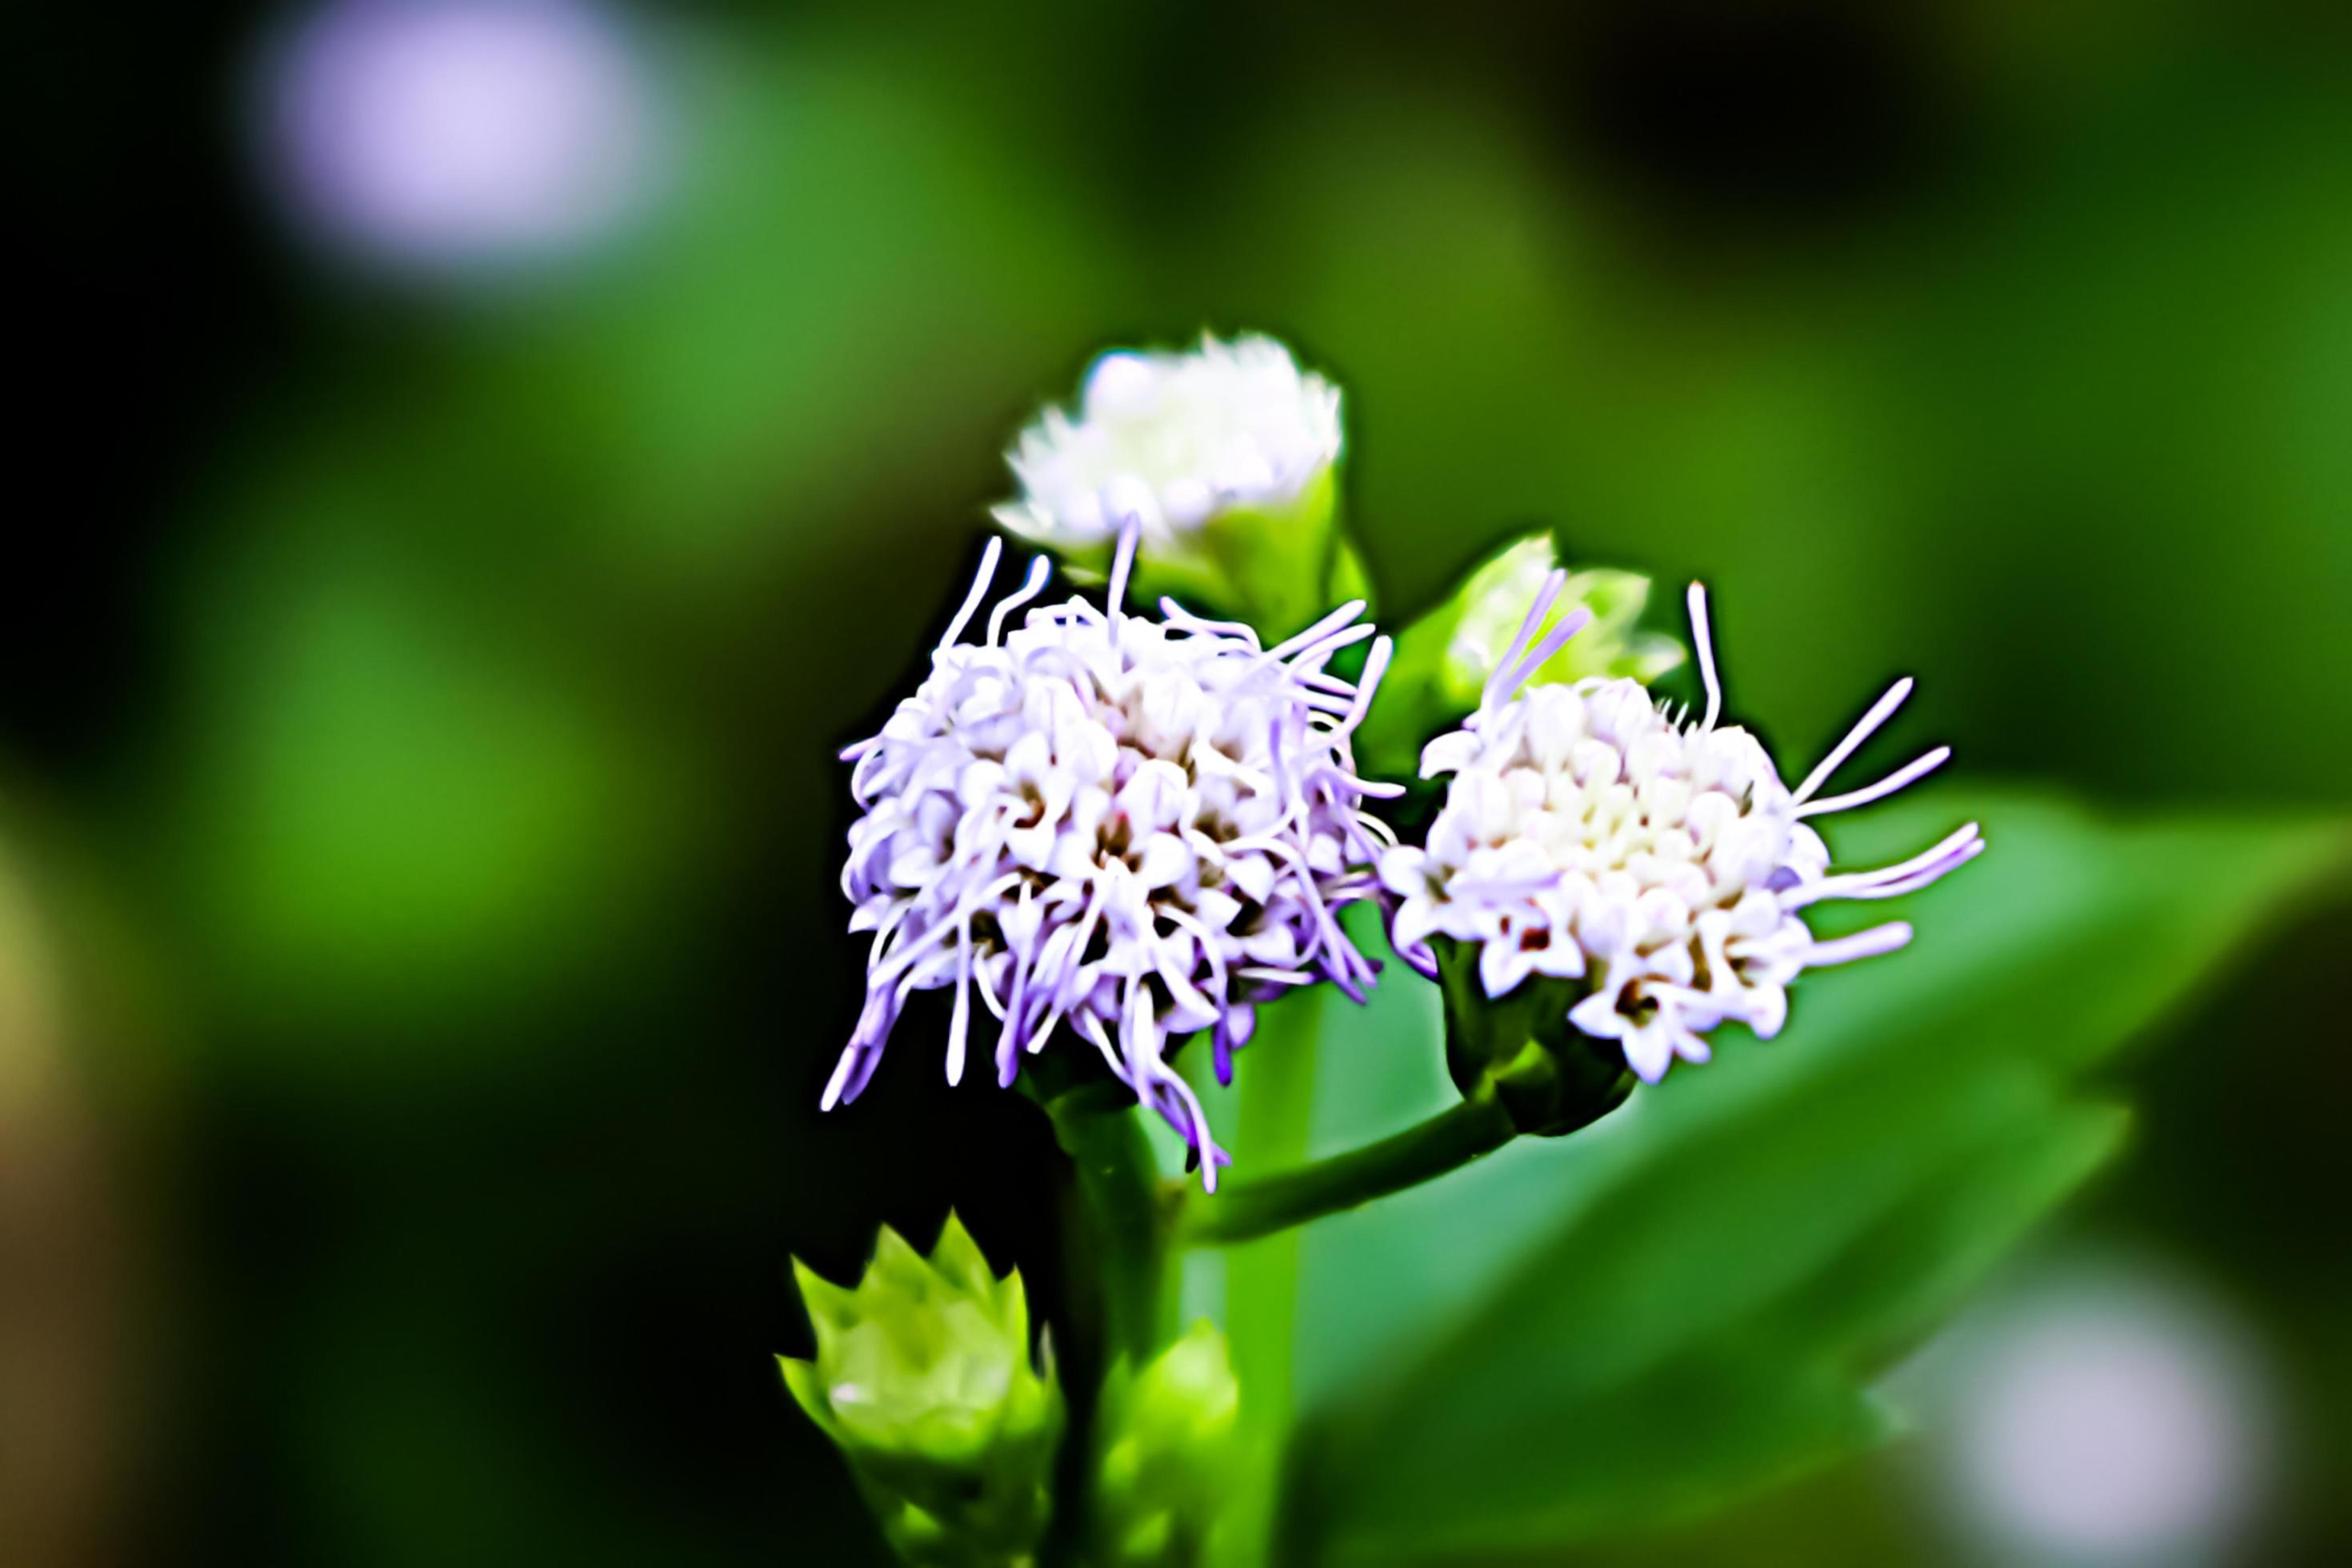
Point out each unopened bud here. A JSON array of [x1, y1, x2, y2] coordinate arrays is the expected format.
[[1354, 533, 1683, 782], [993, 334, 1364, 638], [781, 1214, 1062, 1566], [1092, 1322, 1242, 1566]]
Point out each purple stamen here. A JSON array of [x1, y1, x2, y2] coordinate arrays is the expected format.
[[1686, 582, 1723, 731], [1796, 744, 1950, 818], [1804, 921, 1914, 966], [1485, 568, 1568, 710], [986, 555, 1054, 646], [1265, 598, 1370, 662], [1794, 678, 1914, 803], [939, 537, 1004, 650], [1494, 606, 1594, 702]]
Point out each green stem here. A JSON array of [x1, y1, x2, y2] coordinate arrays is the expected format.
[[1045, 1095, 1174, 1365], [1224, 990, 1326, 1394], [1217, 990, 1326, 1568], [1178, 1090, 1518, 1247]]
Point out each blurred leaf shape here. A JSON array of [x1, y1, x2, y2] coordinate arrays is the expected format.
[[449, 47, 1124, 586], [174, 543, 701, 1038], [0, 828, 60, 1105], [1280, 789, 2349, 1562], [0, 822, 123, 1568]]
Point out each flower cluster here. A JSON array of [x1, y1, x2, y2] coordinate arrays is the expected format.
[[832, 529, 1398, 1186], [993, 334, 1341, 550], [1381, 572, 1982, 1084], [806, 329, 1996, 1568]]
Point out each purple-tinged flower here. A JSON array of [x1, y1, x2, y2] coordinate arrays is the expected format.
[[832, 529, 1399, 1186], [1382, 571, 1981, 1086]]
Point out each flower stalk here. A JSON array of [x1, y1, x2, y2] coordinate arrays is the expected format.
[[1042, 1091, 1178, 1366], [1173, 1090, 1518, 1247]]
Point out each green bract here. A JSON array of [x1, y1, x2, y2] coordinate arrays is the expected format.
[[1092, 1322, 1242, 1567], [1126, 466, 1371, 642], [781, 1214, 1062, 1567], [1354, 532, 1684, 782], [1432, 938, 1637, 1139], [1010, 465, 1368, 641]]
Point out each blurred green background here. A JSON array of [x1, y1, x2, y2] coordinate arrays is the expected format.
[[10, 0, 2350, 1562]]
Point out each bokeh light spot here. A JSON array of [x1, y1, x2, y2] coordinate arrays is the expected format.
[[1918, 1257, 2278, 1563], [262, 0, 663, 272]]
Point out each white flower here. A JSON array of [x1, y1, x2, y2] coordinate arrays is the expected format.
[[993, 334, 1342, 549], [832, 530, 1398, 1186], [1380, 571, 1981, 1086]]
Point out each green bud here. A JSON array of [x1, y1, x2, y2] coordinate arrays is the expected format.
[[781, 1214, 1062, 1567], [1091, 1322, 1242, 1567], [1433, 937, 1636, 1139], [1354, 532, 1685, 782]]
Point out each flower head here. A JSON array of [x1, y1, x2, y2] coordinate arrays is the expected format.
[[834, 528, 1398, 1186], [995, 334, 1341, 550], [1382, 571, 1982, 1086], [993, 334, 1356, 637]]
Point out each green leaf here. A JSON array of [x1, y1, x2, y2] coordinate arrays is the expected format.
[[1280, 789, 2348, 1563]]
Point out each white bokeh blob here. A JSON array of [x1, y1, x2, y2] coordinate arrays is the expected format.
[[264, 0, 662, 270], [1910, 1257, 2278, 1565]]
